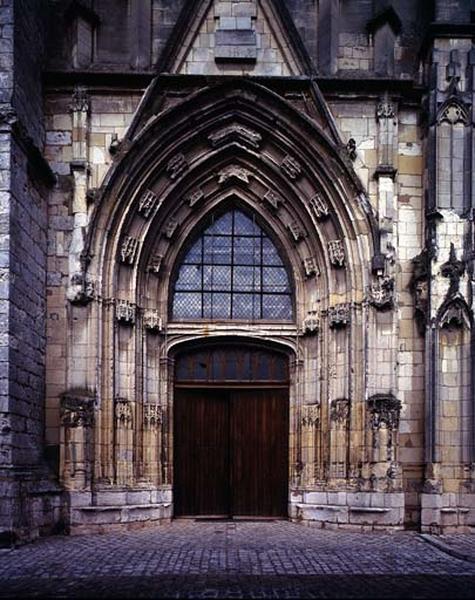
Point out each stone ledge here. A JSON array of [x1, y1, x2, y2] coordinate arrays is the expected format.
[[349, 507, 390, 513]]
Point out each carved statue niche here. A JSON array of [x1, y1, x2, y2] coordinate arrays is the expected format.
[[367, 394, 401, 464]]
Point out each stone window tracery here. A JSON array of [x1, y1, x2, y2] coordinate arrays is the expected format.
[[172, 209, 293, 321]]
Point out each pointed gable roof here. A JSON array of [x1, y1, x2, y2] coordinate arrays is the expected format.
[[157, 0, 315, 77]]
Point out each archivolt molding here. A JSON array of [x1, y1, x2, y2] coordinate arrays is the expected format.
[[86, 81, 378, 307]]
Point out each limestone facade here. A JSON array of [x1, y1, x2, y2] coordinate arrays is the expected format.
[[1, 0, 475, 542]]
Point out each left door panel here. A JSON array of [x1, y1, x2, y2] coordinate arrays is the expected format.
[[174, 389, 230, 516]]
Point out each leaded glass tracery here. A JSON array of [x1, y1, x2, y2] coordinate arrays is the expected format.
[[172, 209, 293, 320]]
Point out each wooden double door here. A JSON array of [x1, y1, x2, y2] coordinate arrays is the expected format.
[[174, 388, 289, 517]]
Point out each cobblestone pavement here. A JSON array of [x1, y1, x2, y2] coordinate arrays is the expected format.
[[0, 520, 474, 598]]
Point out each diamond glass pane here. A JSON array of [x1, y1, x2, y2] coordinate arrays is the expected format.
[[175, 264, 202, 291], [172, 209, 293, 320], [173, 293, 202, 319], [233, 266, 261, 292], [262, 294, 292, 319], [262, 267, 290, 293]]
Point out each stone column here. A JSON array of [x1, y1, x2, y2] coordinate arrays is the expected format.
[[60, 393, 95, 491]]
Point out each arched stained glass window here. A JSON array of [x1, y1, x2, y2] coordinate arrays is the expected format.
[[172, 209, 293, 320]]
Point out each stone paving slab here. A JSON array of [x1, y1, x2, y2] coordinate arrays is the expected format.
[[0, 521, 474, 598]]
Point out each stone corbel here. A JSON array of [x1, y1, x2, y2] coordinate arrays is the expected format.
[[67, 272, 95, 305], [302, 311, 320, 335], [144, 309, 162, 332], [115, 300, 136, 325]]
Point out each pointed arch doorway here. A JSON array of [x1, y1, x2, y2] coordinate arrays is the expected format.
[[173, 344, 290, 518]]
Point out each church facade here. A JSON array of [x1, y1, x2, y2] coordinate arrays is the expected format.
[[1, 0, 475, 543]]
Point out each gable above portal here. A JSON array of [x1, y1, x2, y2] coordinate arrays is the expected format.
[[164, 0, 307, 77]]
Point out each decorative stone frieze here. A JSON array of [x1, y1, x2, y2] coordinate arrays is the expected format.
[[287, 220, 305, 242], [143, 309, 162, 332], [328, 304, 350, 328], [114, 397, 133, 427], [330, 398, 350, 425], [115, 300, 136, 325], [67, 273, 95, 305], [184, 188, 205, 208], [280, 154, 301, 179], [164, 219, 179, 239], [369, 276, 394, 310], [263, 189, 284, 211], [138, 190, 159, 218], [328, 240, 345, 268], [208, 124, 262, 148], [367, 394, 401, 430], [301, 403, 320, 427], [308, 193, 329, 220], [60, 393, 95, 428], [120, 236, 139, 265], [167, 153, 188, 179], [218, 165, 251, 185], [144, 404, 162, 429], [303, 256, 319, 278], [303, 311, 320, 335], [147, 255, 163, 275]]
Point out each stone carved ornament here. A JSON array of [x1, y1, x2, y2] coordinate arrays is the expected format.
[[144, 404, 162, 429], [263, 189, 284, 211], [138, 190, 159, 219], [328, 240, 345, 268], [301, 403, 320, 428], [184, 189, 205, 208], [60, 393, 95, 428], [147, 255, 163, 275], [167, 153, 188, 179], [115, 300, 136, 324], [68, 272, 95, 305], [303, 256, 319, 278], [308, 193, 329, 220], [69, 86, 89, 113], [208, 124, 262, 149], [218, 165, 251, 185], [287, 220, 305, 242], [120, 236, 139, 265], [328, 304, 350, 328], [367, 394, 401, 430], [330, 398, 350, 425], [410, 249, 429, 335], [144, 309, 162, 332], [303, 311, 320, 335], [376, 101, 395, 120], [115, 398, 133, 426], [369, 276, 394, 310], [281, 155, 302, 179]]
